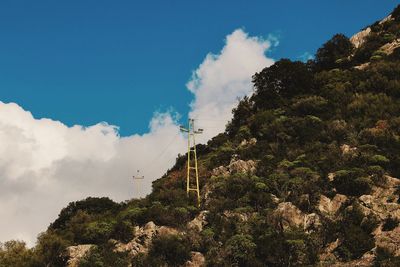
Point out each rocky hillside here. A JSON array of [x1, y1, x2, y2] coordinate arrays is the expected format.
[[2, 4, 400, 267]]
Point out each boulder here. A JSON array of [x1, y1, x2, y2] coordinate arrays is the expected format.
[[350, 27, 371, 48], [65, 245, 94, 267], [184, 252, 206, 267], [340, 144, 357, 155], [273, 202, 321, 232], [239, 138, 257, 148], [318, 194, 347, 215], [358, 176, 400, 220], [187, 211, 209, 232], [319, 238, 340, 264], [375, 226, 400, 256], [211, 158, 257, 177], [114, 221, 178, 257], [228, 159, 257, 175]]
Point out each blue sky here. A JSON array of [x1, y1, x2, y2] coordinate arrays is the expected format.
[[0, 0, 398, 136]]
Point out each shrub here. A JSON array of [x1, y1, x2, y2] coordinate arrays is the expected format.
[[333, 169, 372, 196], [146, 234, 191, 267], [225, 234, 257, 266], [79, 244, 129, 267], [382, 216, 399, 231], [315, 34, 354, 70]]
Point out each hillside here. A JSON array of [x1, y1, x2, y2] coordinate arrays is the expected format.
[[2, 4, 400, 267]]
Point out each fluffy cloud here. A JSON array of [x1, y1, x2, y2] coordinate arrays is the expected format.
[[0, 103, 186, 245], [187, 29, 274, 142], [0, 29, 274, 245]]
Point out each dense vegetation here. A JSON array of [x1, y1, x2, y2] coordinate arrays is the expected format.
[[2, 4, 400, 267]]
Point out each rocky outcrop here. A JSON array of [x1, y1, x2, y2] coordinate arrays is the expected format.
[[239, 138, 257, 148], [380, 38, 400, 55], [212, 158, 257, 177], [319, 239, 340, 264], [354, 62, 370, 70], [223, 210, 252, 222], [318, 194, 347, 216], [65, 245, 94, 267], [340, 144, 357, 155], [329, 250, 375, 267], [350, 27, 371, 48], [357, 176, 400, 220], [187, 211, 208, 232], [184, 252, 206, 267], [272, 202, 321, 233], [350, 14, 393, 50], [113, 221, 178, 257], [375, 226, 400, 256]]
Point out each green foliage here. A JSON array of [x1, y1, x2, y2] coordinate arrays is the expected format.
[[335, 203, 376, 261], [78, 244, 129, 267], [0, 241, 38, 267], [333, 169, 372, 196], [315, 34, 354, 70], [144, 234, 191, 267], [291, 95, 329, 116], [18, 8, 400, 266], [252, 59, 315, 110], [50, 197, 120, 230], [224, 234, 257, 266], [35, 231, 71, 266], [374, 246, 400, 267]]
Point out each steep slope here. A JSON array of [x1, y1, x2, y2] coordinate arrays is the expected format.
[[2, 4, 400, 267]]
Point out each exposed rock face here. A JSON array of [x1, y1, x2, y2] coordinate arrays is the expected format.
[[229, 159, 257, 174], [357, 176, 400, 220], [211, 166, 230, 177], [66, 245, 94, 267], [380, 38, 400, 55], [319, 238, 340, 263], [375, 226, 400, 256], [275, 202, 305, 229], [113, 221, 178, 257], [273, 202, 321, 232], [379, 15, 393, 25], [187, 211, 208, 232], [223, 210, 252, 222], [270, 194, 280, 204], [350, 27, 371, 48], [349, 15, 392, 50], [211, 158, 257, 177], [318, 194, 348, 216], [239, 138, 257, 148], [330, 250, 375, 267], [354, 62, 370, 70], [184, 252, 206, 267], [340, 144, 357, 155]]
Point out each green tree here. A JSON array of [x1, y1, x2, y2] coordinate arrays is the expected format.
[[225, 234, 258, 266], [315, 34, 354, 70]]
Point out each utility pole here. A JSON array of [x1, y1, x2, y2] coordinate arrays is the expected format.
[[180, 119, 203, 207], [132, 170, 144, 198]]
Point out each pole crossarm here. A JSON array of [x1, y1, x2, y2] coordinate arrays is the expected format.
[[132, 170, 144, 198]]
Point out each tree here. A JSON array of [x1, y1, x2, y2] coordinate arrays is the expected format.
[[252, 59, 315, 110], [0, 240, 37, 267], [315, 34, 354, 70], [225, 234, 258, 266], [146, 235, 191, 267]]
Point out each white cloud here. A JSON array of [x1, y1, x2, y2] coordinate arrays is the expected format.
[[0, 29, 275, 246], [187, 29, 274, 142], [0, 103, 186, 246]]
